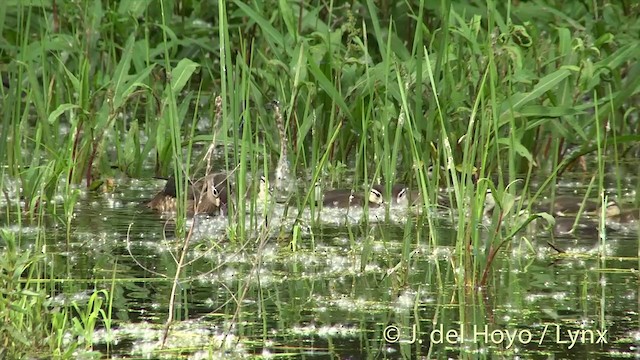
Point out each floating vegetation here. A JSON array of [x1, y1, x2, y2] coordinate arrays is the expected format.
[[1, 0, 639, 358]]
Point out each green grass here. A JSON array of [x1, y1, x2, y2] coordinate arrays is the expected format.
[[1, 0, 639, 357]]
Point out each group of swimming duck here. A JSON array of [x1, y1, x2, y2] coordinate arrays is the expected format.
[[146, 171, 638, 230], [146, 171, 394, 215], [145, 171, 443, 215]]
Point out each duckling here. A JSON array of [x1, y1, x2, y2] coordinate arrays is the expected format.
[[551, 217, 577, 236], [397, 188, 456, 208], [253, 175, 273, 204], [146, 173, 225, 216], [549, 216, 601, 237], [397, 187, 420, 206], [473, 188, 523, 218], [221, 175, 273, 211], [373, 184, 455, 208], [483, 188, 497, 215], [607, 208, 638, 224], [318, 187, 384, 208], [372, 184, 410, 205], [535, 195, 619, 217]]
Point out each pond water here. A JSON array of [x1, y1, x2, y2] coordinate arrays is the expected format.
[[1, 173, 639, 359]]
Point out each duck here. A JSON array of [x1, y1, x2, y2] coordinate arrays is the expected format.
[[240, 175, 273, 205], [547, 208, 638, 237], [460, 188, 525, 218], [371, 183, 488, 210], [534, 195, 620, 217], [372, 184, 410, 205], [146, 172, 228, 216], [317, 186, 384, 208], [219, 175, 273, 212], [397, 188, 455, 209], [549, 216, 601, 236], [372, 183, 434, 207], [606, 207, 639, 224]]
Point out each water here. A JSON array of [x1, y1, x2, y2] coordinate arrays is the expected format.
[[1, 174, 639, 359]]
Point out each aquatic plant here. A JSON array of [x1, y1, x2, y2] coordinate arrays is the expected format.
[[0, 0, 638, 357]]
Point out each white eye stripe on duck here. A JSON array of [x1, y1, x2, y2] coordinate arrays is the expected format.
[[369, 188, 384, 204], [483, 188, 497, 212], [314, 181, 322, 198], [259, 176, 272, 190], [256, 176, 274, 203], [604, 201, 621, 216], [396, 187, 409, 205]]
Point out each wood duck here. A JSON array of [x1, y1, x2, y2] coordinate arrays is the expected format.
[[317, 186, 384, 208], [146, 172, 228, 216]]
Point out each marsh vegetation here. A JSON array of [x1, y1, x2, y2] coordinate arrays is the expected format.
[[0, 0, 639, 358]]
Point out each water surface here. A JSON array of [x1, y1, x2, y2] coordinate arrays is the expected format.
[[1, 174, 638, 359]]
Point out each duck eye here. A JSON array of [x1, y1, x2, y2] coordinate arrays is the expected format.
[[370, 189, 383, 203], [398, 188, 407, 199], [427, 165, 435, 177], [212, 188, 220, 197]]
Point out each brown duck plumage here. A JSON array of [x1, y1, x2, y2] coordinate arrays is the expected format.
[[146, 172, 229, 216], [318, 187, 384, 208], [535, 195, 619, 217], [607, 208, 638, 223]]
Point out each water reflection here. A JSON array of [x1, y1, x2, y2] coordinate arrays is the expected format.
[[1, 175, 638, 358]]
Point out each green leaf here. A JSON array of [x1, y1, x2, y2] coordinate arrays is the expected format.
[[118, 65, 156, 106], [59, 61, 80, 94], [599, 43, 638, 70], [517, 105, 586, 118], [500, 68, 573, 120], [233, 1, 284, 48], [48, 104, 80, 124], [149, 24, 179, 58], [118, 0, 153, 17], [278, 0, 296, 40], [497, 137, 533, 162], [563, 116, 589, 140], [537, 212, 556, 226], [365, 0, 385, 58], [307, 54, 352, 121], [169, 58, 200, 94], [112, 34, 136, 109]]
